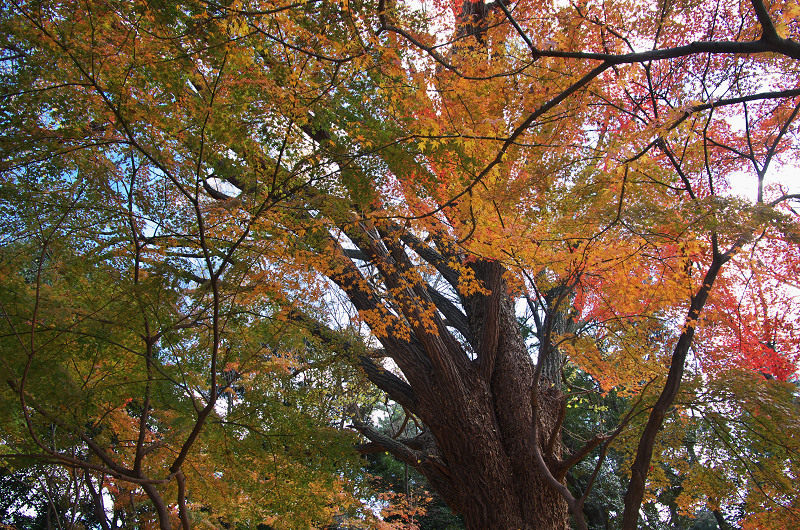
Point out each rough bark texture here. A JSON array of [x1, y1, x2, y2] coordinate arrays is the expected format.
[[327, 222, 568, 530]]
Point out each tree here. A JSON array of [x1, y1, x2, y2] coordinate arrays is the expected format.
[[1, 0, 799, 529], [0, 3, 372, 527]]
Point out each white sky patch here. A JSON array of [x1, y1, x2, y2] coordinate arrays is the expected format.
[[205, 176, 242, 198], [727, 160, 800, 203]]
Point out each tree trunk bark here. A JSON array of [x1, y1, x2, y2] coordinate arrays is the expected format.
[[411, 289, 568, 530], [330, 225, 569, 529], [424, 384, 568, 530]]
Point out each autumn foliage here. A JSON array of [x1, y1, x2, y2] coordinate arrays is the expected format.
[[1, 0, 800, 529]]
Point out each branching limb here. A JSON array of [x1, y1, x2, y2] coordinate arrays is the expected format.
[[390, 223, 462, 289], [546, 396, 566, 458], [426, 286, 473, 346], [350, 420, 423, 467], [529, 386, 588, 530], [176, 470, 191, 530], [578, 378, 656, 504], [355, 431, 430, 455], [495, 0, 540, 57], [360, 355, 418, 414], [286, 309, 420, 413], [621, 239, 735, 529], [84, 472, 111, 530], [751, 0, 780, 42]]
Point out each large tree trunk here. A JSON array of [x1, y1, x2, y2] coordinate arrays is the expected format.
[[414, 286, 567, 530], [418, 351, 567, 529], [334, 230, 569, 529]]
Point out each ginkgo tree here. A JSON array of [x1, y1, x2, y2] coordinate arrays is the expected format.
[[1, 0, 799, 529]]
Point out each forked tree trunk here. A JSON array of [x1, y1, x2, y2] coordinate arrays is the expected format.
[[413, 289, 567, 530], [335, 239, 569, 529]]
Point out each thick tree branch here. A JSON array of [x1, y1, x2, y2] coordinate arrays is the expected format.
[[350, 420, 423, 466], [529, 385, 588, 530], [546, 397, 567, 457], [324, 234, 441, 398], [84, 473, 111, 530], [343, 247, 369, 261], [426, 285, 473, 346], [203, 178, 234, 200], [324, 234, 415, 346], [392, 224, 462, 289], [176, 470, 191, 530], [476, 260, 503, 380], [556, 435, 607, 479], [355, 431, 430, 455], [751, 0, 780, 43], [352, 419, 462, 512], [285, 308, 419, 413], [495, 0, 540, 57], [360, 355, 418, 414], [360, 222, 471, 380], [141, 483, 171, 530]]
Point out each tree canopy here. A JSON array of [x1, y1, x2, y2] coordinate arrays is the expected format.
[[1, 0, 799, 529]]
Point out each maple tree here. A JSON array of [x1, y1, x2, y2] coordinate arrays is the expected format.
[[1, 0, 800, 529]]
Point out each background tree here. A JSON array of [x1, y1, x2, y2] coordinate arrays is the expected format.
[[0, 3, 373, 527], [1, 0, 800, 529]]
